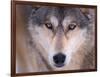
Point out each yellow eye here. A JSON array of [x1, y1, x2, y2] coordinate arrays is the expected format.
[[68, 23, 77, 30], [45, 23, 53, 30]]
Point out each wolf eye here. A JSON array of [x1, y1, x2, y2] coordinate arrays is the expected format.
[[68, 23, 77, 30], [45, 23, 53, 30]]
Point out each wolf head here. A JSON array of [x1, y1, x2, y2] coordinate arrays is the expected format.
[[28, 6, 94, 70]]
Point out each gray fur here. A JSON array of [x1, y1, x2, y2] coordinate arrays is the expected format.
[[29, 6, 90, 28]]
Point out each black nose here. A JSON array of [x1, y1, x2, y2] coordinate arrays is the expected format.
[[53, 53, 66, 67]]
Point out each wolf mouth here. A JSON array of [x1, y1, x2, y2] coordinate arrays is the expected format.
[[54, 64, 65, 67]]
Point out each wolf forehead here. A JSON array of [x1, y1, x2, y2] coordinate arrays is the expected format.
[[29, 6, 89, 28]]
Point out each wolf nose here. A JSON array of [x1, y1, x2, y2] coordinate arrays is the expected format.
[[53, 53, 66, 67]]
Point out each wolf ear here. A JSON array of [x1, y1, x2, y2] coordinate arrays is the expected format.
[[20, 5, 41, 22], [80, 8, 94, 22], [31, 5, 41, 15]]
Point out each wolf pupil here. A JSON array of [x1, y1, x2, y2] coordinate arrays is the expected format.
[[68, 23, 76, 30], [45, 23, 53, 30]]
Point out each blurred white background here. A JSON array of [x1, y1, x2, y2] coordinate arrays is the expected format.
[[0, 0, 99, 77]]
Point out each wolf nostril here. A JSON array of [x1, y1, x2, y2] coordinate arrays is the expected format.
[[53, 53, 66, 67]]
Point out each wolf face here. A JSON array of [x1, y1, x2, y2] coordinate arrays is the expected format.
[[28, 6, 94, 70]]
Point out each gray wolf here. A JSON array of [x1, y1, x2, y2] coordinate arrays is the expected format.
[[16, 5, 95, 73]]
